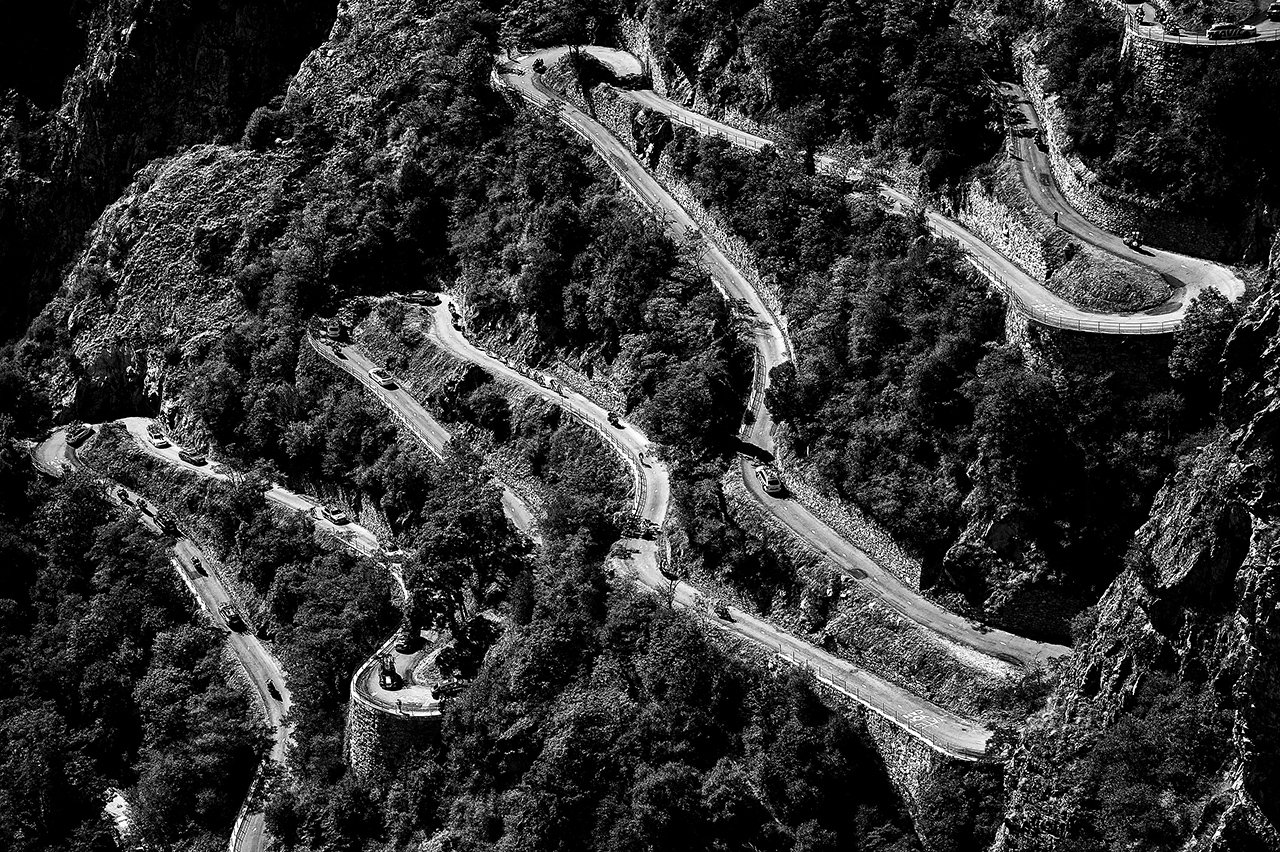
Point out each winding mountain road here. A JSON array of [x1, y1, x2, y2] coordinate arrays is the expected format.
[[307, 337, 537, 536], [1004, 81, 1245, 310], [547, 48, 1243, 332], [31, 428, 292, 852], [415, 296, 997, 759], [497, 52, 1069, 667]]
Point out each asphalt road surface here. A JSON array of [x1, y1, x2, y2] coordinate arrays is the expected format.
[[1004, 81, 1245, 312], [1123, 1, 1280, 44], [307, 335, 538, 537]]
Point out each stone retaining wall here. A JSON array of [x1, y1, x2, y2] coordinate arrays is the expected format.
[[345, 691, 440, 780], [959, 170, 1072, 282], [771, 427, 924, 590], [589, 85, 641, 150], [1018, 46, 1237, 260]]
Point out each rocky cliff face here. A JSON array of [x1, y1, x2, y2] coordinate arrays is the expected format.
[[18, 0, 456, 423], [993, 271, 1280, 850], [0, 0, 334, 340]]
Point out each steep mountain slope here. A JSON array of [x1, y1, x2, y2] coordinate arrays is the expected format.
[[0, 0, 335, 341], [994, 270, 1280, 849]]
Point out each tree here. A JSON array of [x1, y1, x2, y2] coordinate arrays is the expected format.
[[1169, 289, 1239, 412]]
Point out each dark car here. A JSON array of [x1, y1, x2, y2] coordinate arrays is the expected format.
[[332, 345, 348, 360], [116, 488, 131, 505], [157, 514, 179, 535], [267, 681, 282, 701], [66, 424, 94, 447], [434, 677, 464, 698], [191, 555, 206, 575], [219, 602, 245, 631], [607, 411, 623, 429], [406, 290, 442, 306], [1270, 2, 1280, 21], [178, 449, 207, 466], [712, 600, 732, 621]]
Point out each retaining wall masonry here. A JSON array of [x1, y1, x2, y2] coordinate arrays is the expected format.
[[959, 175, 1072, 282], [345, 693, 439, 780], [771, 429, 924, 589]]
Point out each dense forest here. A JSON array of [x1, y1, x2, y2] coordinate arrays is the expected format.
[[1, 0, 1272, 849], [0, 445, 264, 852], [665, 132, 1234, 630], [1037, 0, 1280, 219]]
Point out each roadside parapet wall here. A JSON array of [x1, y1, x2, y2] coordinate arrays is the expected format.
[[1017, 47, 1238, 260]]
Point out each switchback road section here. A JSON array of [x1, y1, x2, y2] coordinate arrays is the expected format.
[[495, 50, 1071, 672], [417, 294, 997, 759], [613, 71, 1243, 333]]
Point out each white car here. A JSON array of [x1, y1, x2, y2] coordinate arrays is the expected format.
[[321, 506, 350, 525], [368, 368, 397, 389], [754, 465, 784, 496], [150, 434, 171, 449]]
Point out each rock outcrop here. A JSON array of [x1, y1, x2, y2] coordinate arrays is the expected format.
[[0, 0, 334, 340], [994, 274, 1280, 850]]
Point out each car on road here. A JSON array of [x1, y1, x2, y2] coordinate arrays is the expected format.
[[451, 315, 464, 331], [1271, 2, 1280, 21], [116, 488, 131, 505], [177, 449, 207, 466], [66, 424, 94, 447], [267, 681, 282, 701], [157, 514, 179, 534], [380, 547, 408, 565], [368, 367, 398, 389], [754, 465, 785, 496], [149, 432, 170, 448], [1208, 21, 1252, 38], [405, 290, 442, 306], [607, 411, 623, 428], [219, 602, 245, 631], [434, 677, 463, 697], [321, 506, 350, 525], [712, 600, 732, 621], [191, 555, 206, 575], [331, 345, 347, 360], [137, 499, 153, 516], [146, 423, 164, 438], [1123, 230, 1143, 250]]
